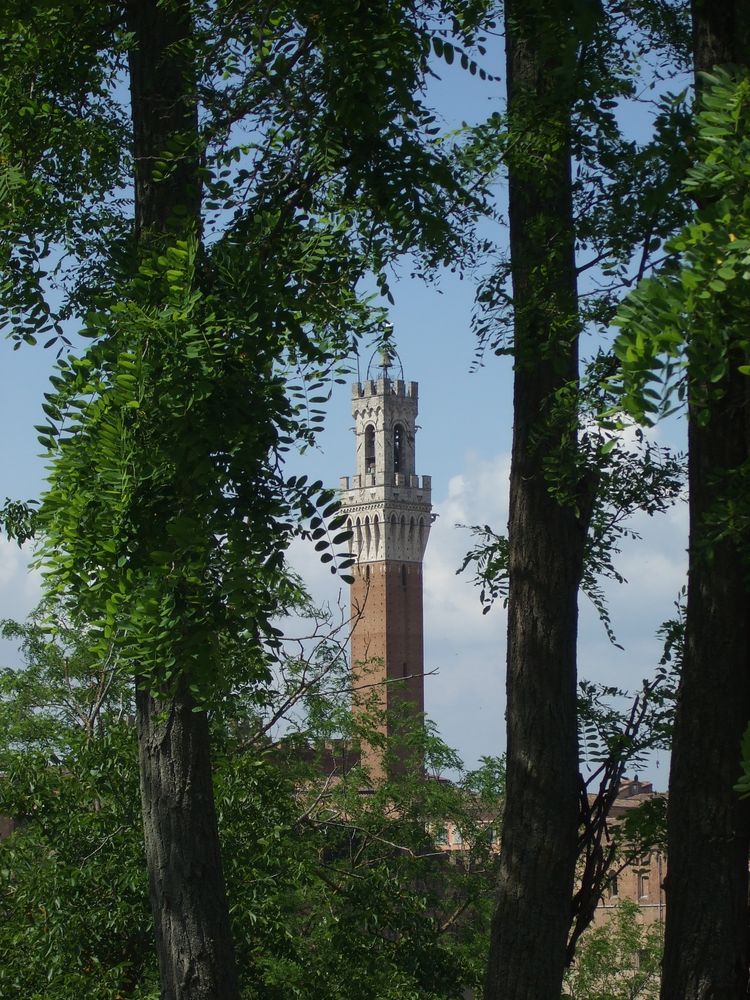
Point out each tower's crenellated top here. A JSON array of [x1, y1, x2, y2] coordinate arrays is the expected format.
[[340, 373, 432, 564], [350, 377, 421, 483], [353, 378, 418, 400]]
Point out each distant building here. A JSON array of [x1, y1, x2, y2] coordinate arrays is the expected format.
[[593, 777, 666, 927], [339, 349, 432, 780]]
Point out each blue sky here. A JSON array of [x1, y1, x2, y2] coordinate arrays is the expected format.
[[0, 41, 688, 787]]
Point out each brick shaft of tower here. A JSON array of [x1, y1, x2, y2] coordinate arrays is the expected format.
[[339, 376, 432, 781]]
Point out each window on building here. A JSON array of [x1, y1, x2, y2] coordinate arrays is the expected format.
[[393, 422, 404, 473], [639, 873, 650, 898], [608, 874, 619, 898], [401, 564, 407, 588], [365, 424, 375, 472]]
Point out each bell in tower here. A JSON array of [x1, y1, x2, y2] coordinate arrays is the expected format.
[[339, 346, 432, 782]]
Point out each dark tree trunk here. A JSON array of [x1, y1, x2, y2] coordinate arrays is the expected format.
[[484, 4, 585, 998], [661, 7, 750, 998], [127, 0, 200, 244], [126, 2, 240, 998], [136, 681, 240, 1000], [661, 385, 750, 1000]]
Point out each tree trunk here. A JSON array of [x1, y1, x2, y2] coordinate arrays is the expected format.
[[136, 680, 239, 1000], [127, 0, 200, 243], [484, 4, 584, 998], [661, 5, 750, 999], [126, 2, 240, 997]]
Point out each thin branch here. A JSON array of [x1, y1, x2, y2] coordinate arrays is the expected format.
[[78, 824, 126, 867]]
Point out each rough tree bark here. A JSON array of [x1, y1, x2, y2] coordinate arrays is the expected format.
[[660, 6, 750, 998], [135, 680, 239, 1000], [126, 2, 240, 997], [483, 3, 586, 998]]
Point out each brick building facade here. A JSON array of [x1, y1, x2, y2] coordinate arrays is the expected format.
[[593, 777, 667, 927]]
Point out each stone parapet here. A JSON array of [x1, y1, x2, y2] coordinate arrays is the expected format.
[[352, 378, 418, 400]]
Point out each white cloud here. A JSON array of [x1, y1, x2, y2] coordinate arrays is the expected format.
[[0, 539, 41, 619], [422, 453, 510, 766], [423, 457, 509, 645], [578, 500, 687, 702], [0, 539, 42, 667], [0, 538, 20, 589]]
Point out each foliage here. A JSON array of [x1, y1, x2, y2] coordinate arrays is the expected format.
[[223, 744, 501, 1000], [0, 0, 127, 349], [612, 67, 750, 805], [562, 901, 663, 1000], [0, 499, 36, 544], [578, 679, 670, 777], [617, 796, 668, 859], [571, 672, 670, 962], [0, 607, 502, 999], [568, 619, 675, 959], [614, 67, 750, 425], [0, 1, 494, 710], [0, 7, 501, 991], [0, 608, 155, 1000]]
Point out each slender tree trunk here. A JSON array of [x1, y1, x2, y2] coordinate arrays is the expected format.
[[661, 7, 750, 998], [136, 680, 239, 1000], [484, 4, 585, 998], [126, 2, 240, 997]]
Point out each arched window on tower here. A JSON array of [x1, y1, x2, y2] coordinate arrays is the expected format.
[[365, 424, 376, 473], [393, 423, 404, 474]]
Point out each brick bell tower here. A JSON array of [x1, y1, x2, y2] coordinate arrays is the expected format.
[[339, 346, 432, 780]]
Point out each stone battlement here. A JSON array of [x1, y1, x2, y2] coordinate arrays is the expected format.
[[353, 378, 418, 400]]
